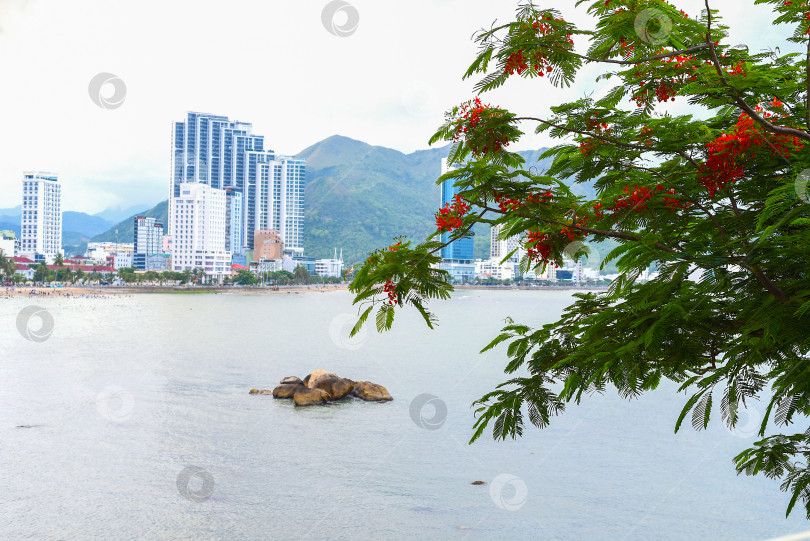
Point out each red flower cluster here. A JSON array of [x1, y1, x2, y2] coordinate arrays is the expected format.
[[382, 280, 398, 306], [630, 54, 718, 107], [609, 185, 654, 212], [436, 194, 471, 232], [504, 15, 574, 76], [493, 190, 552, 212], [525, 221, 587, 265], [525, 232, 553, 263], [504, 49, 556, 77], [388, 242, 402, 252], [700, 105, 805, 197], [450, 97, 510, 156]]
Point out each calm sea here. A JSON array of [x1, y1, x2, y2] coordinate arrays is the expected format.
[[1, 289, 806, 540]]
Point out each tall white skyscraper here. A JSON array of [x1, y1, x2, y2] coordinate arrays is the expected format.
[[171, 182, 230, 280], [20, 171, 62, 262], [490, 224, 521, 263], [170, 112, 305, 255]]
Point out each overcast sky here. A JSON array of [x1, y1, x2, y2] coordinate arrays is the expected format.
[[0, 0, 786, 213]]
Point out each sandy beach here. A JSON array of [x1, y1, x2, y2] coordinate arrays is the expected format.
[[1, 284, 350, 298]]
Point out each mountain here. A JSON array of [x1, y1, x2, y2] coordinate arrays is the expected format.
[[94, 205, 150, 224], [297, 135, 561, 264], [88, 200, 169, 243], [69, 200, 169, 256], [63, 212, 114, 236]]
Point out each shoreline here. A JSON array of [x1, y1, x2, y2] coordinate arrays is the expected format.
[[2, 283, 609, 298]]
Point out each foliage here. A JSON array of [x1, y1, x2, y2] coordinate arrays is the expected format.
[[349, 0, 810, 518], [234, 269, 257, 285]]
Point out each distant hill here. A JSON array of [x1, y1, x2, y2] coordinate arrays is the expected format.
[[94, 205, 150, 224], [68, 200, 169, 256], [297, 135, 563, 264]]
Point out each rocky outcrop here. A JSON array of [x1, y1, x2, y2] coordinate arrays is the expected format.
[[312, 376, 355, 400], [251, 371, 391, 406], [306, 370, 339, 388], [272, 383, 304, 399], [293, 387, 330, 406], [351, 381, 393, 402]]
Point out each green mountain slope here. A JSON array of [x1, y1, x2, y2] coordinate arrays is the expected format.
[[70, 200, 169, 256], [298, 135, 558, 264]]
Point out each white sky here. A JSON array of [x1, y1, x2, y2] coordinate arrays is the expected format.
[[0, 0, 787, 213]]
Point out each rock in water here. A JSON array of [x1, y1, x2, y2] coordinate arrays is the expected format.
[[471, 481, 486, 485], [279, 376, 304, 386], [249, 389, 259, 394], [302, 374, 311, 386], [273, 383, 304, 399], [307, 369, 339, 388], [313, 376, 354, 400], [351, 381, 393, 402], [294, 387, 330, 406], [249, 389, 273, 395]]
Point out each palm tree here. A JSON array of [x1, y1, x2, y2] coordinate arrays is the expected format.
[[54, 253, 64, 267]]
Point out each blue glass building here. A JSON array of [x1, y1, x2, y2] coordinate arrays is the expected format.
[[439, 158, 473, 263]]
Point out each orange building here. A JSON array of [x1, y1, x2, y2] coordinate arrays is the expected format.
[[253, 230, 284, 260]]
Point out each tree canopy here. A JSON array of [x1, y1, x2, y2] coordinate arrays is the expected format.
[[349, 0, 810, 518]]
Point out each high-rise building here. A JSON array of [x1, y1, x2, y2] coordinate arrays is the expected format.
[[490, 224, 522, 263], [224, 188, 243, 255], [437, 158, 475, 282], [171, 182, 230, 280], [439, 158, 473, 263], [133, 216, 165, 270], [170, 112, 305, 255], [20, 171, 62, 262]]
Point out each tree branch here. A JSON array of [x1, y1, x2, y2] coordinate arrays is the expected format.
[[704, 0, 810, 142]]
